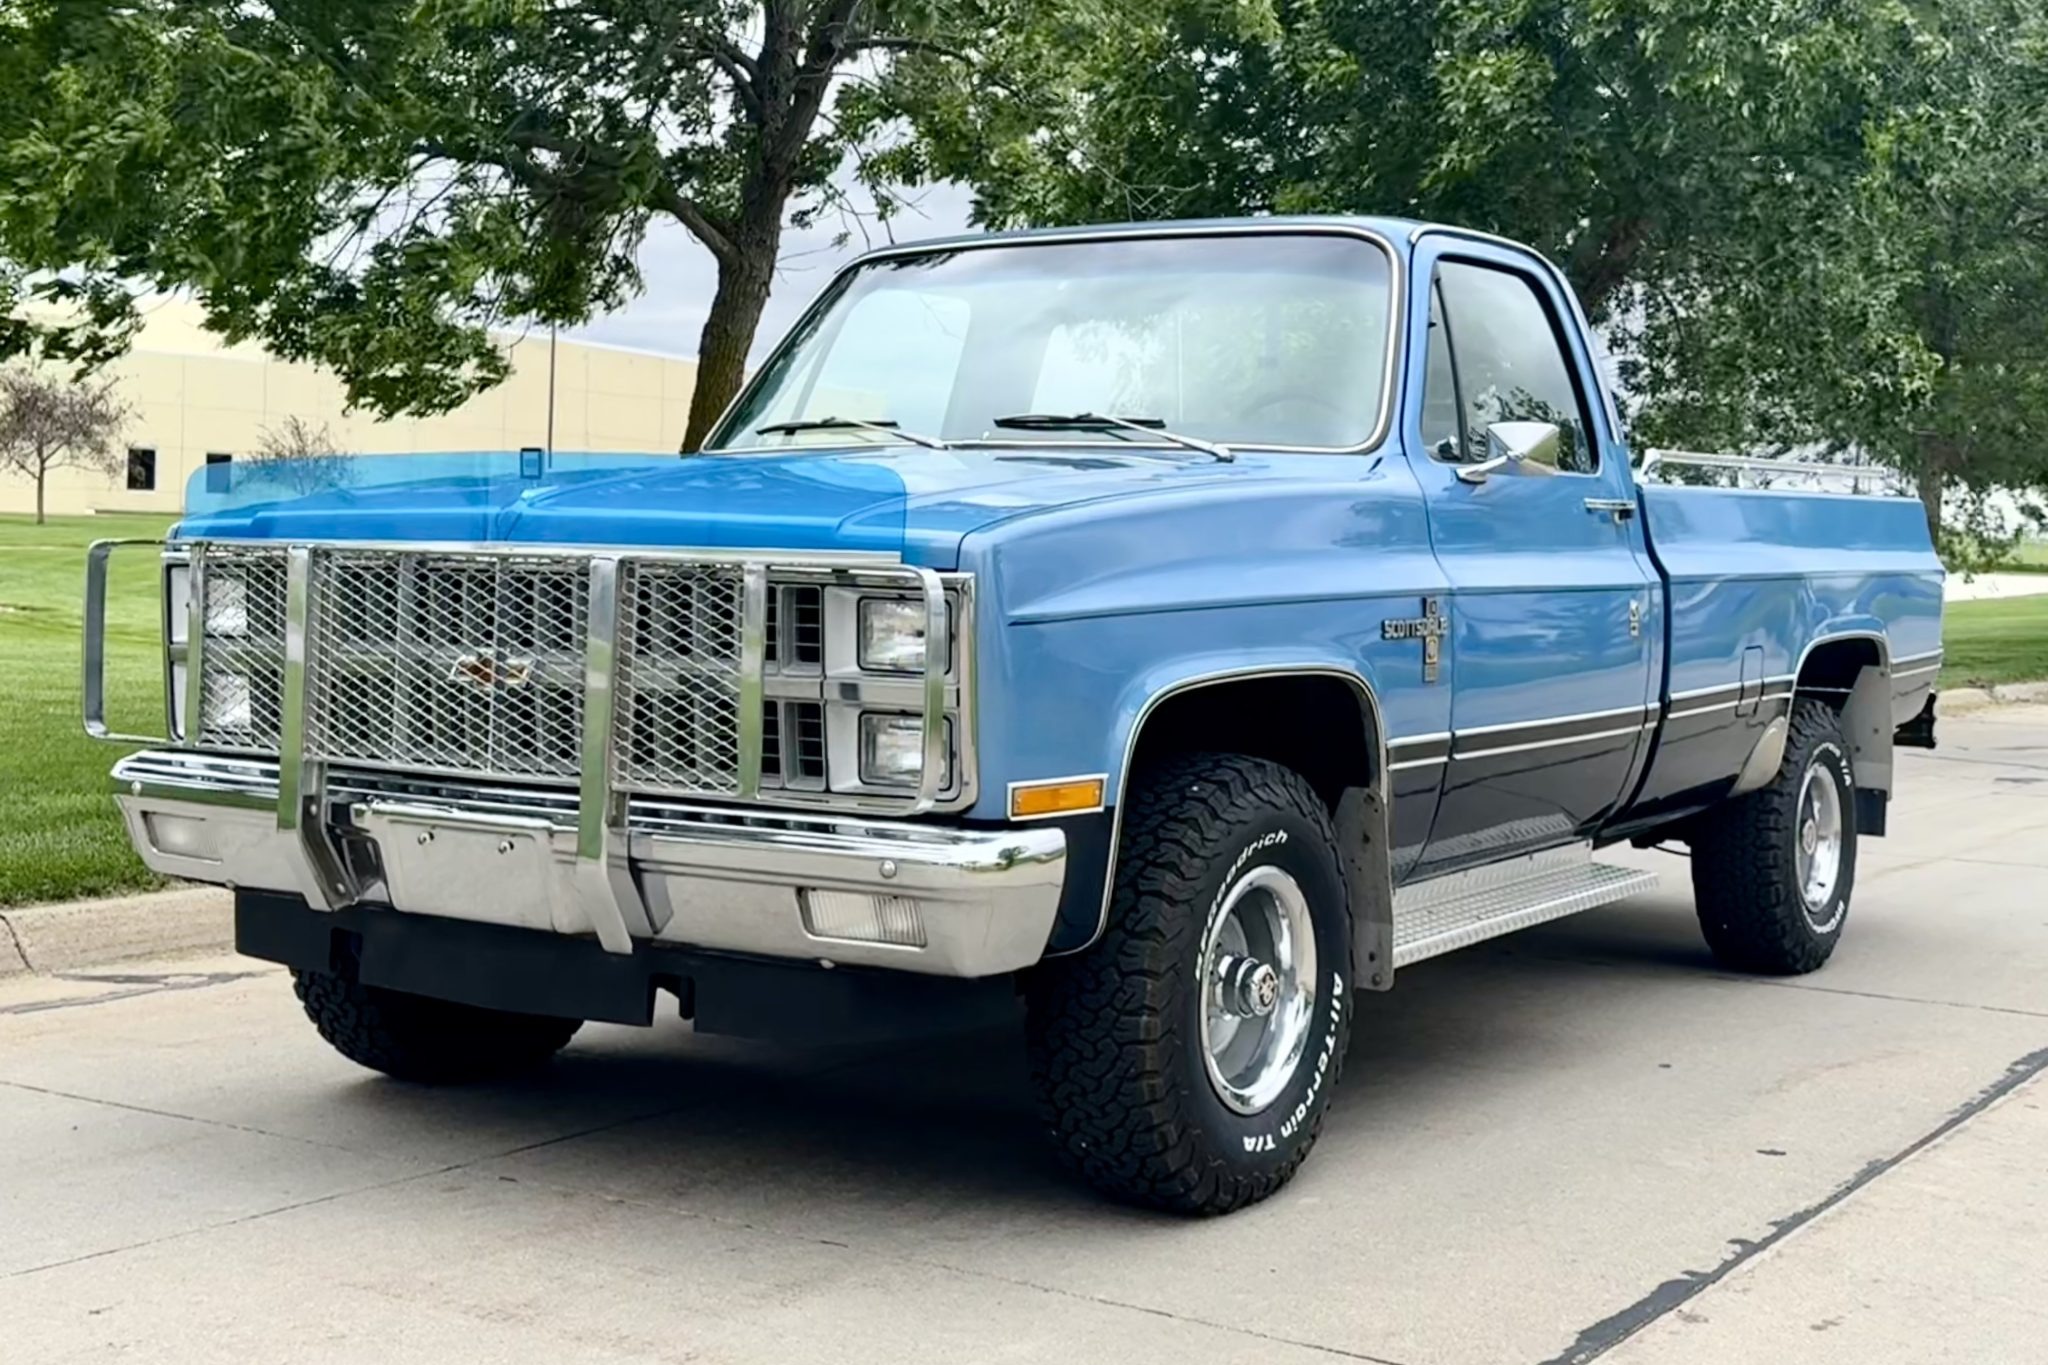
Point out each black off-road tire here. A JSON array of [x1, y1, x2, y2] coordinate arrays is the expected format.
[[1690, 699, 1858, 975], [292, 969, 582, 1083], [1025, 754, 1353, 1216]]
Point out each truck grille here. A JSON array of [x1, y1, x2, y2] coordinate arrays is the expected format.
[[194, 547, 290, 751], [613, 561, 746, 792], [308, 551, 590, 779], [180, 543, 958, 806]]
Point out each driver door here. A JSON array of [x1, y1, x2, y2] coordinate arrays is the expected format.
[[1405, 240, 1659, 876]]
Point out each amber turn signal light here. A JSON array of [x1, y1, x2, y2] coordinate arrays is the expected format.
[[1009, 776, 1106, 819]]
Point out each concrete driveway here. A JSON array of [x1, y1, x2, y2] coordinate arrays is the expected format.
[[4, 710, 2045, 1365]]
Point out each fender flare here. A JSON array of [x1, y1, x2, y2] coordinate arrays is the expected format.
[[1052, 663, 1397, 990]]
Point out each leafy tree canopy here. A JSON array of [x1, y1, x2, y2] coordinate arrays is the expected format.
[[887, 0, 2048, 540], [0, 0, 999, 449]]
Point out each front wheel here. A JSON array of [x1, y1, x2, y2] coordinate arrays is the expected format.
[[1025, 754, 1353, 1215], [292, 969, 582, 1083], [1690, 699, 1858, 974]]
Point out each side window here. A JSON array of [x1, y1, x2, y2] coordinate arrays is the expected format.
[[1434, 261, 1597, 474], [1420, 281, 1463, 459]]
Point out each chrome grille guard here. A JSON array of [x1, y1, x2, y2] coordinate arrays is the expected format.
[[86, 538, 969, 948]]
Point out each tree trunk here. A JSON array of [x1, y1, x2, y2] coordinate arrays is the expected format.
[[34, 461, 45, 525], [1915, 465, 1943, 544], [1915, 433, 1956, 546], [680, 246, 776, 453]]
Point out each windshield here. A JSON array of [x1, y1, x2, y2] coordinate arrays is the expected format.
[[714, 232, 1395, 451]]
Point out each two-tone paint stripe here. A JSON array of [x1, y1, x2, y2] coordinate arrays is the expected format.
[[1665, 677, 1796, 721], [1388, 651, 1939, 775], [1388, 705, 1655, 771], [1890, 649, 1944, 683]]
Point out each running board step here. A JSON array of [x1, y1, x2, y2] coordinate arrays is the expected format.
[[1392, 846, 1658, 968]]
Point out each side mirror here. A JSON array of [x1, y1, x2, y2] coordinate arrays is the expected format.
[[1455, 421, 1562, 484]]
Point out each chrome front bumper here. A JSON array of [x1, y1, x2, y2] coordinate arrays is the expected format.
[[113, 751, 1065, 978]]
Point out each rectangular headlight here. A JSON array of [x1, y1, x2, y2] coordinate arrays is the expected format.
[[857, 712, 952, 788], [205, 670, 252, 732], [857, 596, 926, 673], [207, 573, 248, 636]]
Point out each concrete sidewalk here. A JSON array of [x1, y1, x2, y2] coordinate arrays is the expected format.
[[0, 886, 230, 979]]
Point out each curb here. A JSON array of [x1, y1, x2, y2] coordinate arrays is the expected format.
[[1938, 681, 2048, 715], [0, 886, 233, 978]]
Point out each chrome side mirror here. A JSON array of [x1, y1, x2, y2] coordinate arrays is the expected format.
[[1455, 421, 1562, 484]]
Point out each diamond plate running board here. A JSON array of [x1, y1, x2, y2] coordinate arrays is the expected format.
[[1392, 844, 1658, 968]]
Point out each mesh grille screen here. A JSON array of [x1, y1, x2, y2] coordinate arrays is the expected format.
[[305, 552, 590, 778], [614, 561, 746, 793], [195, 547, 289, 750]]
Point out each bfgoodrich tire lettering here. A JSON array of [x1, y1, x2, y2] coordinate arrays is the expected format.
[[1690, 699, 1858, 974], [1025, 753, 1353, 1215]]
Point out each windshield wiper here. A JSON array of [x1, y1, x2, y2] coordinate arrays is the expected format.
[[754, 415, 951, 451], [992, 412, 1233, 463]]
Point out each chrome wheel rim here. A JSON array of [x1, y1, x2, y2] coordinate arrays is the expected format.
[[1198, 864, 1318, 1115], [1796, 754, 1845, 931]]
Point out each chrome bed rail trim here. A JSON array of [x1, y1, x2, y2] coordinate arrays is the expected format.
[[1639, 449, 1910, 495]]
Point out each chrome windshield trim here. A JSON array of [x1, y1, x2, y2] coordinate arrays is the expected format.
[[702, 221, 1407, 458]]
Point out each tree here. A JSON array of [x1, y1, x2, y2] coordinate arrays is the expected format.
[[887, 1, 1896, 320], [0, 369, 129, 523], [246, 415, 358, 495], [888, 1, 2048, 545], [1633, 0, 2048, 542], [0, 2, 1009, 451]]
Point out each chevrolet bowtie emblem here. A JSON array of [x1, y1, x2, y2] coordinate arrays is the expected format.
[[1382, 597, 1447, 683], [450, 651, 535, 691]]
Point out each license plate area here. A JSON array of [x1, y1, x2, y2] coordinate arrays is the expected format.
[[352, 802, 566, 932]]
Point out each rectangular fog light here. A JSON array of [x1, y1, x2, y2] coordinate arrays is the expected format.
[[143, 812, 220, 862], [801, 889, 927, 948]]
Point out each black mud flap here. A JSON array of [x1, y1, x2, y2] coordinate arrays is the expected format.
[[1894, 694, 1938, 750]]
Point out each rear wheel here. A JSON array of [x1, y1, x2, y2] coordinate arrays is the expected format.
[[292, 969, 582, 1083], [1025, 754, 1353, 1215], [1690, 699, 1857, 974]]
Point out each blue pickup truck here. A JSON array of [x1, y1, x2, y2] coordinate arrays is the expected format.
[[87, 217, 1944, 1214]]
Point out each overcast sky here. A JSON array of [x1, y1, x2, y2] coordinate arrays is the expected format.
[[562, 181, 977, 361]]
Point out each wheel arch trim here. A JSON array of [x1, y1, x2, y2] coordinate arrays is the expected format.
[[1050, 663, 1392, 962], [1790, 628, 1897, 796]]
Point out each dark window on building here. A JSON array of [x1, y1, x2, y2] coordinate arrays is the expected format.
[[205, 451, 232, 465], [126, 447, 157, 491], [205, 451, 233, 493]]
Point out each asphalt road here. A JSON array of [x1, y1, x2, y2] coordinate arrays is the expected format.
[[5, 709, 2046, 1365]]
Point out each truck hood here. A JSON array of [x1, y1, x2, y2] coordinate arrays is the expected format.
[[175, 446, 1239, 567]]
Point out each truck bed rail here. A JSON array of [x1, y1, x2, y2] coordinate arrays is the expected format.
[[1640, 449, 1911, 497]]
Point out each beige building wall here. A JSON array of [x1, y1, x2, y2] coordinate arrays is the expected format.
[[1, 298, 698, 518]]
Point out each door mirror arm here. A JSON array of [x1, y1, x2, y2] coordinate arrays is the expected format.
[[1455, 421, 1563, 485]]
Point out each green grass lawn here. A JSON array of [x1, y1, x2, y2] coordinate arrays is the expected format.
[[1939, 594, 2048, 689], [1, 511, 2045, 906], [1, 512, 178, 905]]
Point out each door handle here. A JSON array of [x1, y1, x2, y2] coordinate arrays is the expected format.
[[1583, 497, 1637, 522]]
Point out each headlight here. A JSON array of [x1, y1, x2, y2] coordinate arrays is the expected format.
[[858, 712, 952, 788], [207, 573, 248, 636], [206, 670, 252, 732], [857, 597, 927, 673]]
